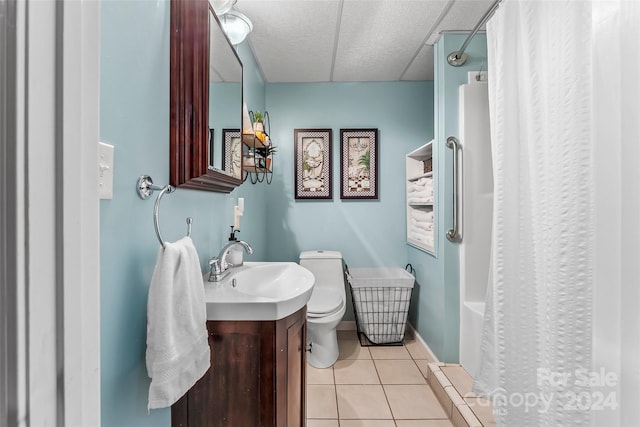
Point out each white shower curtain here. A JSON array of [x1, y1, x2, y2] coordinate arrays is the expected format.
[[474, 0, 640, 425]]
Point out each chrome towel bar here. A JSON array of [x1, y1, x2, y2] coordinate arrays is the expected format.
[[136, 175, 192, 248]]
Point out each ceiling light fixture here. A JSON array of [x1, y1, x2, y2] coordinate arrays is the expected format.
[[219, 9, 253, 46], [210, 0, 235, 15]]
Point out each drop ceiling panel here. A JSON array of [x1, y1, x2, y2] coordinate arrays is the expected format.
[[332, 0, 448, 81], [433, 0, 494, 32], [234, 0, 495, 82], [402, 44, 434, 81], [239, 1, 341, 82]]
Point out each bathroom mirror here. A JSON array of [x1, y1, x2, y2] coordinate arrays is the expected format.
[[208, 7, 243, 180], [169, 0, 243, 193]]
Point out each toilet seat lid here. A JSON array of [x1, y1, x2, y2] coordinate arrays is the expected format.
[[308, 288, 343, 316]]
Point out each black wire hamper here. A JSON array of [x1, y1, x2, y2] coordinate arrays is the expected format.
[[347, 265, 415, 346]]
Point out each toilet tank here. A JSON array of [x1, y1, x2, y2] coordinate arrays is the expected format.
[[299, 250, 344, 290]]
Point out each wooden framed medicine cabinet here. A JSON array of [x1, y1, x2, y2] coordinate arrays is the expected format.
[[169, 0, 244, 193]]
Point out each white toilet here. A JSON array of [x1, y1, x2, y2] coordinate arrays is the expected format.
[[299, 250, 346, 369]]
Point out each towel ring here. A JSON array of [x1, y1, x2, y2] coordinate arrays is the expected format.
[[137, 175, 192, 248]]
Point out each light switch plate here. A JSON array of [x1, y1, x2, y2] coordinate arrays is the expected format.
[[99, 142, 114, 199]]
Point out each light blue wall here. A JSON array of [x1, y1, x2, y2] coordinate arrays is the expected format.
[[99, 1, 265, 426], [100, 2, 484, 422], [264, 82, 434, 320], [408, 33, 488, 362]]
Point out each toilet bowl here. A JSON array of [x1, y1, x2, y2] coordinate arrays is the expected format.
[[299, 250, 346, 369]]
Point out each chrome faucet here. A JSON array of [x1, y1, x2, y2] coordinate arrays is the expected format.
[[208, 240, 253, 282]]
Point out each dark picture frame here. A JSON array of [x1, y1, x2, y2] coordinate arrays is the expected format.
[[209, 128, 215, 167], [294, 129, 332, 200], [222, 129, 242, 180], [340, 128, 379, 199]]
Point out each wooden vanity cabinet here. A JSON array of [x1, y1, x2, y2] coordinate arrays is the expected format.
[[172, 306, 307, 427]]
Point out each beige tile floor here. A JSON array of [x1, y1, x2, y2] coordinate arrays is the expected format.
[[307, 330, 454, 427]]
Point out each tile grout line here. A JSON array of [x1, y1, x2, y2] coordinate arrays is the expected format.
[[309, 335, 457, 426], [371, 351, 396, 422], [332, 365, 340, 424]]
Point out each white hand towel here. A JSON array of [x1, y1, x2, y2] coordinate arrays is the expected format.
[[146, 236, 210, 410]]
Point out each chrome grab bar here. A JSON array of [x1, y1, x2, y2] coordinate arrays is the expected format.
[[445, 137, 461, 242]]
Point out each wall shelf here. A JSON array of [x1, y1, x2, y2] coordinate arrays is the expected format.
[[407, 171, 433, 182], [242, 111, 274, 184], [406, 140, 435, 255], [241, 134, 269, 149]]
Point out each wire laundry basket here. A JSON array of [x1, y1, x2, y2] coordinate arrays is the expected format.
[[347, 265, 415, 346]]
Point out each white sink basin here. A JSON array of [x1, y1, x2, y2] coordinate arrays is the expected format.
[[203, 262, 315, 321]]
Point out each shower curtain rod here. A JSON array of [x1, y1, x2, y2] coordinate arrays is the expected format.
[[447, 0, 502, 67]]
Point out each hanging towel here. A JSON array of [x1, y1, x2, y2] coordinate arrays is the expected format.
[[146, 236, 210, 410]]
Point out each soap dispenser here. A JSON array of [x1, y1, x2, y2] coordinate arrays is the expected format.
[[227, 226, 244, 266]]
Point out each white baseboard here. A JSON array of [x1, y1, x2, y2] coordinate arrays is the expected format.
[[406, 323, 440, 363]]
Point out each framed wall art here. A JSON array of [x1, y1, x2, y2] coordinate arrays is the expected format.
[[294, 129, 332, 199], [222, 129, 242, 180], [340, 128, 378, 199]]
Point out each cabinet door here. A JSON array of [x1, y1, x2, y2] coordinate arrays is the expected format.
[[171, 308, 306, 427], [172, 321, 275, 427], [275, 307, 306, 427], [287, 314, 305, 427]]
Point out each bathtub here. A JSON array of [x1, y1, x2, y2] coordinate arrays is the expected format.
[[458, 75, 493, 378]]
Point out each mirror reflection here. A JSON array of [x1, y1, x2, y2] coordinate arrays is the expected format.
[[208, 8, 243, 179]]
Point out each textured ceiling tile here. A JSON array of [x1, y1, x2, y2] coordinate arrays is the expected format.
[[402, 44, 434, 81], [433, 0, 494, 32], [237, 1, 341, 82], [333, 0, 447, 81], [233, 0, 493, 82]]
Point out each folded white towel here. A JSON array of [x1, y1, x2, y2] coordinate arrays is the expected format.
[[411, 209, 434, 222], [409, 182, 433, 193], [409, 230, 434, 244], [416, 177, 432, 186], [410, 188, 433, 197], [409, 233, 433, 246], [411, 218, 434, 231], [146, 236, 210, 410], [408, 196, 434, 204]]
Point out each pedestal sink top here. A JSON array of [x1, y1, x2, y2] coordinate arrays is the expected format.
[[203, 262, 315, 321]]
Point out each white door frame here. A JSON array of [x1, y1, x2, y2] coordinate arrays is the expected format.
[[1, 0, 101, 425]]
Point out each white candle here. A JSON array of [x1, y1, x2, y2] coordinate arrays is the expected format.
[[238, 198, 244, 215], [234, 206, 240, 230]]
